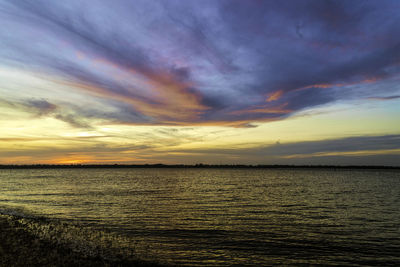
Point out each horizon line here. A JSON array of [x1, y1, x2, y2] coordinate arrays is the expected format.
[[0, 164, 399, 169]]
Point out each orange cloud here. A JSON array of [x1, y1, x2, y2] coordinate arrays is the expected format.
[[294, 76, 381, 92], [70, 51, 209, 123], [266, 90, 284, 102], [58, 76, 207, 123], [229, 102, 292, 116]]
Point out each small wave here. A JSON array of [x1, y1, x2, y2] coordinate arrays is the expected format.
[[0, 207, 38, 219]]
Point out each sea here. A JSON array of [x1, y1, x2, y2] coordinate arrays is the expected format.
[[1, 168, 400, 266]]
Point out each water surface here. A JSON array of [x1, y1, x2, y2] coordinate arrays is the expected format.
[[1, 168, 399, 265]]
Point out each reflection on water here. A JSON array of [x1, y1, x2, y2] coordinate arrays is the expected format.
[[1, 168, 400, 265]]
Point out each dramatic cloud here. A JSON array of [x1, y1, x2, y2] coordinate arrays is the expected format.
[[1, 0, 399, 126]]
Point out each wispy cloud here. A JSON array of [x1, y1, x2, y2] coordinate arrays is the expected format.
[[164, 135, 400, 165], [0, 98, 92, 129], [366, 95, 400, 101], [165, 135, 400, 158]]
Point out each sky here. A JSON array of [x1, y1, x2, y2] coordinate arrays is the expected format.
[[0, 0, 399, 165]]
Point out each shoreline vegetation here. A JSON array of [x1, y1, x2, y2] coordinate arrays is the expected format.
[[0, 164, 399, 169], [0, 214, 163, 267]]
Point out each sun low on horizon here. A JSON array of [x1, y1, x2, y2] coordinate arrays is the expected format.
[[0, 0, 399, 166]]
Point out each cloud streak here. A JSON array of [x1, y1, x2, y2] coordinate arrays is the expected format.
[[2, 134, 398, 165], [0, 98, 92, 128], [165, 135, 400, 165]]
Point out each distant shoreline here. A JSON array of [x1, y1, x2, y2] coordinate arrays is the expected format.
[[0, 164, 399, 169]]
